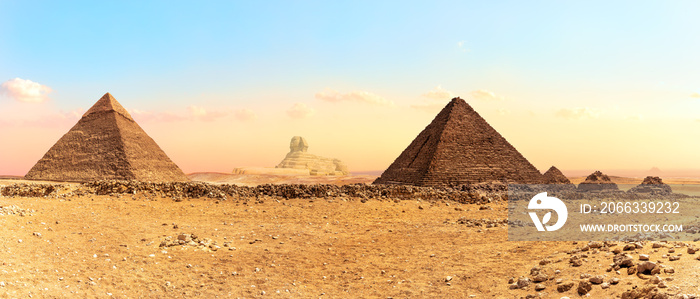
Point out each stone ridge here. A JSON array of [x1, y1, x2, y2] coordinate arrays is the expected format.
[[25, 93, 188, 182], [542, 166, 572, 184], [374, 97, 543, 186], [83, 92, 134, 120]]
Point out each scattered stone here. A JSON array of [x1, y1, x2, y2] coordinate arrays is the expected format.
[[557, 282, 574, 292], [577, 281, 592, 295], [638, 261, 660, 275], [517, 277, 531, 289], [589, 275, 604, 284], [533, 273, 548, 282], [535, 283, 546, 291]]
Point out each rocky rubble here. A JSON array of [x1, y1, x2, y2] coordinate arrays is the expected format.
[[159, 233, 228, 252], [3, 180, 509, 204], [0, 205, 34, 216], [1, 183, 56, 197], [508, 241, 700, 298], [456, 217, 508, 228]]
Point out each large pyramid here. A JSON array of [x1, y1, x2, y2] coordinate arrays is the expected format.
[[25, 93, 189, 182], [373, 97, 543, 186]]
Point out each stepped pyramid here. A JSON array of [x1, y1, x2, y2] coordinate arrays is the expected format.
[[542, 166, 572, 184], [25, 93, 188, 182], [374, 97, 543, 186]]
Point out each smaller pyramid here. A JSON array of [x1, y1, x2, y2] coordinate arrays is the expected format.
[[628, 176, 672, 194], [25, 93, 188, 182], [577, 170, 618, 192], [542, 166, 572, 184]]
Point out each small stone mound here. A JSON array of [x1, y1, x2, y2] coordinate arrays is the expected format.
[[0, 205, 34, 216], [628, 176, 672, 195], [159, 233, 227, 252], [456, 218, 508, 227], [578, 171, 619, 192]]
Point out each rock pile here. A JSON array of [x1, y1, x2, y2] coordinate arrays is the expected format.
[[508, 241, 700, 298], [159, 233, 227, 252], [628, 176, 672, 195], [275, 136, 349, 175], [0, 183, 56, 197], [456, 217, 508, 228], [577, 171, 619, 192], [4, 180, 509, 204], [0, 205, 34, 216]]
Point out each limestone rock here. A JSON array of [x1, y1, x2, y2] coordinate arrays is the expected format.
[[276, 136, 349, 176], [577, 171, 619, 192]]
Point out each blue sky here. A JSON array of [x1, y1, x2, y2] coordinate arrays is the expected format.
[[1, 1, 699, 175]]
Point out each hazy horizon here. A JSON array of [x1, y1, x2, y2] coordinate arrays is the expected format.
[[1, 1, 699, 176]]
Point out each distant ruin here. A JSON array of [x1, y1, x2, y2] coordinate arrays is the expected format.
[[628, 176, 672, 194], [577, 171, 618, 192], [275, 136, 349, 176]]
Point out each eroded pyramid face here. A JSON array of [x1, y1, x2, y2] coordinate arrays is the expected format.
[[25, 93, 189, 182], [374, 97, 543, 186]]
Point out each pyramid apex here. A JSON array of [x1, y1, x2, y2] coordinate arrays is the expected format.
[[84, 92, 133, 120]]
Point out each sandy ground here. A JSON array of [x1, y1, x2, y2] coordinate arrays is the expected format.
[[0, 177, 699, 298], [187, 173, 377, 186]]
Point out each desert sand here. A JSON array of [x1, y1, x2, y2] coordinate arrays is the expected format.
[[0, 176, 699, 298]]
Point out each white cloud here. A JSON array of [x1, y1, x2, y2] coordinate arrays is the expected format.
[[233, 108, 256, 121], [496, 108, 510, 116], [287, 103, 315, 119], [315, 89, 394, 106], [555, 107, 600, 120], [691, 92, 700, 98], [469, 89, 504, 101], [188, 105, 207, 118], [0, 78, 52, 103], [422, 85, 453, 100], [187, 105, 228, 121]]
